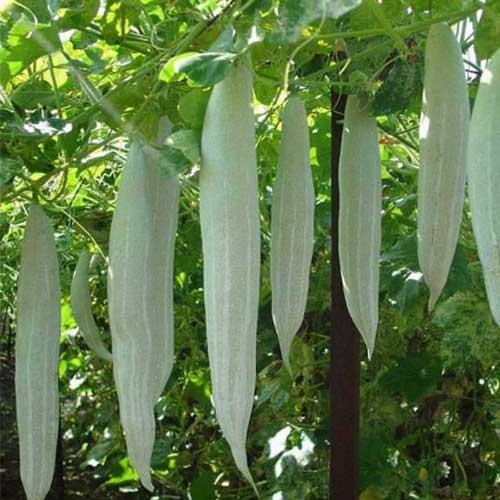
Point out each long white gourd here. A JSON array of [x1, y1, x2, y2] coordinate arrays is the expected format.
[[338, 95, 381, 358], [108, 120, 179, 491], [467, 48, 500, 326], [271, 95, 315, 371], [71, 249, 112, 361], [199, 63, 260, 493], [418, 22, 470, 311], [108, 142, 155, 491], [16, 203, 61, 500], [144, 117, 179, 403]]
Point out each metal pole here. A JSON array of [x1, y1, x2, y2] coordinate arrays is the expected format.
[[330, 90, 360, 499]]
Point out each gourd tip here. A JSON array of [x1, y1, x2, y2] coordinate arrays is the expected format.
[[233, 447, 260, 498], [428, 292, 439, 312], [282, 356, 293, 376], [140, 474, 154, 492], [362, 333, 376, 361], [244, 470, 260, 499], [366, 343, 374, 361]]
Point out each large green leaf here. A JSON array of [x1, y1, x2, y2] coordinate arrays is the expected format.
[[154, 129, 200, 177], [178, 88, 210, 129], [475, 3, 500, 60], [11, 80, 57, 108], [0, 156, 22, 187], [159, 51, 236, 86], [2, 17, 61, 76], [380, 353, 443, 404], [276, 0, 363, 42], [373, 53, 424, 116], [58, 0, 100, 29]]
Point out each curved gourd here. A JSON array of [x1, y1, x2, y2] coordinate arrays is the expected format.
[[199, 63, 260, 494], [71, 249, 112, 361], [338, 95, 381, 359], [467, 48, 500, 326], [15, 203, 61, 500], [108, 120, 179, 491], [271, 95, 315, 371], [418, 22, 470, 311]]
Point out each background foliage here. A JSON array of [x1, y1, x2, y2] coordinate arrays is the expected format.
[[1, 0, 500, 498]]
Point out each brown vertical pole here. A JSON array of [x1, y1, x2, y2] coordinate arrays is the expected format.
[[330, 90, 360, 499]]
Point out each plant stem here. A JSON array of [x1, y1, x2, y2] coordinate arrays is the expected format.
[[320, 2, 486, 41]]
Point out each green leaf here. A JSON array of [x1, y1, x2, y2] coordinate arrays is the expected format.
[[12, 0, 51, 23], [178, 89, 210, 129], [188, 469, 216, 500], [70, 30, 98, 50], [2, 21, 61, 76], [276, 0, 363, 42], [393, 271, 423, 313], [159, 52, 236, 86], [165, 129, 200, 164], [380, 353, 442, 403], [0, 62, 9, 86], [380, 232, 418, 267], [153, 129, 200, 177], [0, 212, 9, 240], [58, 0, 100, 29], [104, 457, 139, 486], [101, 1, 141, 44], [212, 23, 264, 53], [373, 53, 424, 116], [156, 145, 190, 177], [475, 3, 500, 60], [0, 156, 23, 187], [151, 438, 175, 469], [83, 440, 118, 467], [11, 80, 57, 108]]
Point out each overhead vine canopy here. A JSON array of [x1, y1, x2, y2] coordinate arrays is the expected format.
[[1, 0, 500, 499]]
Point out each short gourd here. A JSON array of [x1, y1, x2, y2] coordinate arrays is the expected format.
[[71, 249, 112, 361]]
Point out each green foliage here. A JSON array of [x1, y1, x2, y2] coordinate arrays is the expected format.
[[160, 51, 237, 86], [373, 52, 424, 115], [1, 0, 500, 498], [276, 0, 363, 41], [474, 3, 500, 59]]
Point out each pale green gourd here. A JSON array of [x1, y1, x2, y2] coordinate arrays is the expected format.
[[338, 95, 381, 358], [71, 249, 112, 361], [418, 22, 470, 311], [199, 63, 260, 495], [15, 203, 61, 500], [108, 118, 179, 491], [143, 116, 179, 403], [271, 95, 315, 371], [467, 48, 500, 326]]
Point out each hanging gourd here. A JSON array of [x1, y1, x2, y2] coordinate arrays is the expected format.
[[16, 203, 61, 500], [338, 95, 382, 358], [271, 95, 315, 371], [418, 22, 470, 310], [467, 48, 500, 326], [199, 62, 260, 494], [107, 118, 179, 491], [71, 249, 112, 361]]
